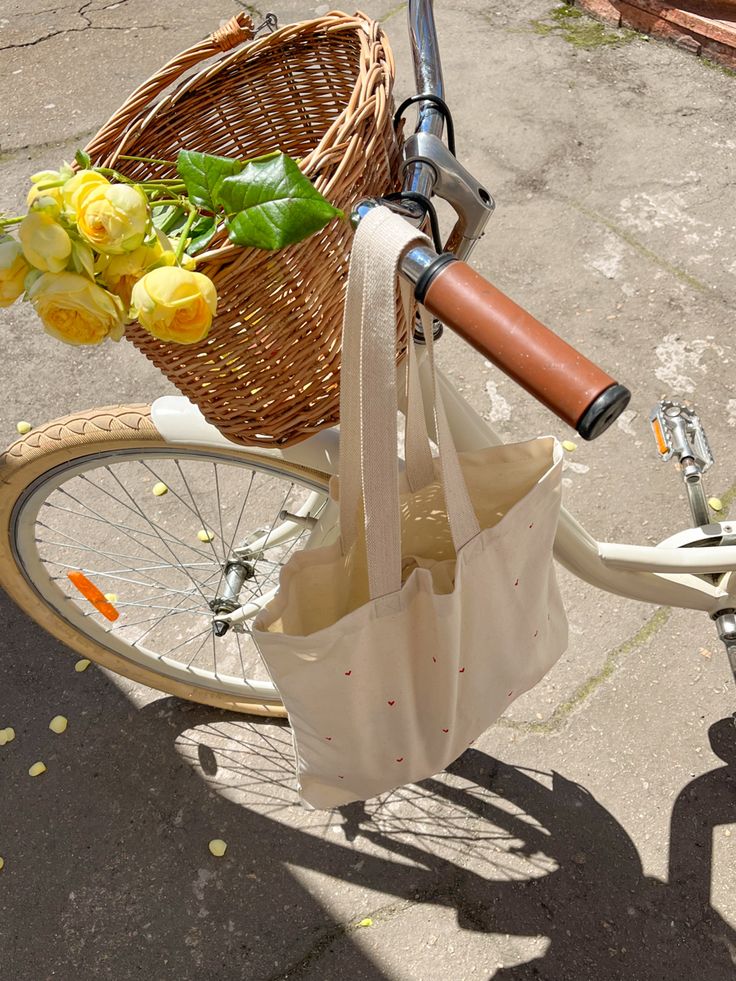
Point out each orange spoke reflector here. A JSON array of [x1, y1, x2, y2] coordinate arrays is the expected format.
[[67, 571, 120, 622]]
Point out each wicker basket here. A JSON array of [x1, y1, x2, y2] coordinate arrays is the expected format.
[[84, 10, 403, 446]]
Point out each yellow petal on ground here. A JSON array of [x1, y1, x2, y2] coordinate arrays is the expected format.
[[208, 838, 227, 857], [708, 497, 724, 512], [562, 440, 577, 452], [49, 715, 68, 734], [152, 482, 168, 497], [28, 761, 47, 777], [0, 727, 16, 744], [74, 658, 91, 672], [16, 421, 32, 435], [358, 918, 373, 928], [197, 529, 214, 543], [0, 856, 4, 871], [104, 593, 118, 604]]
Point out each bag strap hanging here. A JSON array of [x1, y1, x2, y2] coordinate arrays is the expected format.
[[339, 207, 480, 599]]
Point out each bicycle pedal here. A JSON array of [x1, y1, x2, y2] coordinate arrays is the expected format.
[[650, 401, 714, 471]]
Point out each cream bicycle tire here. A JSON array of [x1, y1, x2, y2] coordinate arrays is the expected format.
[[0, 405, 333, 717]]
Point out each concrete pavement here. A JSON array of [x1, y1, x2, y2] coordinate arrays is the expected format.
[[1, 1, 735, 977]]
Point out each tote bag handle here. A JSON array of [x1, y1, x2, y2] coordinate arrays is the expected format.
[[339, 207, 480, 599]]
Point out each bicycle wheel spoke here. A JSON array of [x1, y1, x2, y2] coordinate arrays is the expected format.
[[211, 628, 219, 677], [103, 466, 212, 607], [42, 499, 201, 552], [42, 547, 216, 575], [160, 624, 214, 659], [235, 631, 247, 682], [75, 474, 215, 561], [50, 569, 212, 597], [227, 471, 256, 557], [214, 469, 257, 601], [118, 607, 207, 631], [130, 568, 224, 646], [213, 464, 227, 559], [183, 629, 213, 669], [174, 460, 224, 567], [36, 519, 183, 595]]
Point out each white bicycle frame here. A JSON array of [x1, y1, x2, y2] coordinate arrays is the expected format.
[[152, 347, 736, 621]]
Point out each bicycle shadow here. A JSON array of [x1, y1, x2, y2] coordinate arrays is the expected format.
[[1, 596, 735, 979]]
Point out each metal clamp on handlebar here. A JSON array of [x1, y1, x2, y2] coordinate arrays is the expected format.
[[402, 132, 495, 260]]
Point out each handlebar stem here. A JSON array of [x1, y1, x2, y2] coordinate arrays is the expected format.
[[404, 0, 445, 200]]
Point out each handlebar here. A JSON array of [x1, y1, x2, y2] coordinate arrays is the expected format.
[[352, 0, 633, 441], [415, 253, 631, 440]]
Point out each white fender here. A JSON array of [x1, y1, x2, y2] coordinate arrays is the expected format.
[[151, 396, 340, 475]]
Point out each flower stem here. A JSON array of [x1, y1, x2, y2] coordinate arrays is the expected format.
[[150, 198, 187, 208], [142, 183, 187, 193], [0, 216, 24, 228], [118, 154, 177, 167], [175, 206, 198, 263], [95, 167, 136, 184]]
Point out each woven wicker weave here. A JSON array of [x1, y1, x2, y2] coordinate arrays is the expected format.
[[84, 10, 402, 446]]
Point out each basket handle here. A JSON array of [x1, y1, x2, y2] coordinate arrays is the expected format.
[[84, 12, 254, 166]]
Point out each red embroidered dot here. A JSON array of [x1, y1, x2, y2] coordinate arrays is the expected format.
[[529, 523, 534, 529], [514, 578, 519, 587], [344, 670, 352, 676], [458, 667, 465, 674], [325, 736, 332, 741], [442, 728, 449, 733], [533, 629, 539, 637], [338, 775, 344, 779], [387, 700, 396, 706], [508, 691, 513, 697], [432, 656, 437, 663], [396, 757, 404, 763]]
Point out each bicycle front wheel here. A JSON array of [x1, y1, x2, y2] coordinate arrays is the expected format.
[[0, 405, 334, 716]]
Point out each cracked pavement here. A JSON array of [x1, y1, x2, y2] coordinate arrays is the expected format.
[[1, 0, 736, 978]]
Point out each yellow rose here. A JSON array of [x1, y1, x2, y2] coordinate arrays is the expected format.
[[74, 181, 150, 255], [97, 230, 170, 309], [62, 169, 110, 215], [29, 271, 125, 346], [131, 266, 217, 344], [27, 169, 66, 210], [0, 236, 32, 307], [19, 211, 72, 273]]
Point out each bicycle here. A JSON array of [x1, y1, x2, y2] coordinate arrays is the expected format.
[[2, 0, 735, 719]]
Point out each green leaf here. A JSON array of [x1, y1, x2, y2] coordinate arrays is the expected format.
[[214, 153, 343, 251], [151, 204, 189, 236], [75, 149, 91, 170], [187, 215, 217, 256], [176, 150, 244, 211]]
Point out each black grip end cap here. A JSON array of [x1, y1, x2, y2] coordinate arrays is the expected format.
[[576, 384, 631, 441]]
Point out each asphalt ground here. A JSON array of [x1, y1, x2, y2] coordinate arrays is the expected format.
[[1, 1, 735, 978]]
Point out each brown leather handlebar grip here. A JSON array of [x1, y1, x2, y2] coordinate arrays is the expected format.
[[420, 259, 630, 439]]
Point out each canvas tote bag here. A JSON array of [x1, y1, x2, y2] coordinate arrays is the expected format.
[[253, 207, 568, 809]]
